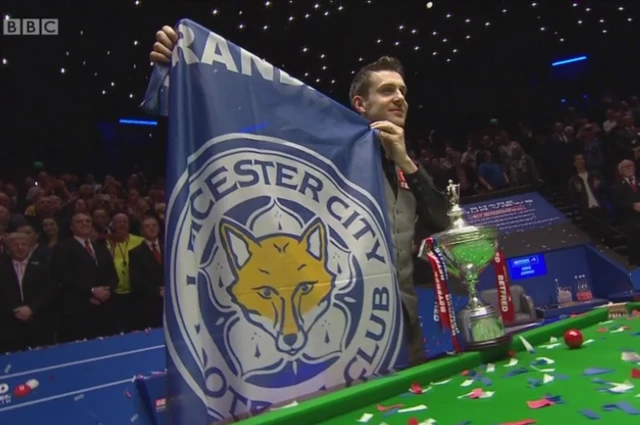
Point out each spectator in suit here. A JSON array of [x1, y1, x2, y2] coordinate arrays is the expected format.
[[612, 160, 640, 265], [0, 232, 57, 352], [612, 115, 640, 161], [52, 212, 119, 342], [16, 223, 51, 264], [130, 215, 164, 329], [568, 153, 608, 241]]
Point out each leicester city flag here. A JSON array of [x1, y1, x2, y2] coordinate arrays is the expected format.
[[141, 19, 406, 424]]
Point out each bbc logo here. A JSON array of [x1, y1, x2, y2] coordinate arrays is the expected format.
[[3, 18, 59, 35]]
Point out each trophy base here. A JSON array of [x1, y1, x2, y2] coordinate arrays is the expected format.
[[465, 334, 512, 352]]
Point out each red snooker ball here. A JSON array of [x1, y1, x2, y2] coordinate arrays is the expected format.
[[564, 328, 584, 349]]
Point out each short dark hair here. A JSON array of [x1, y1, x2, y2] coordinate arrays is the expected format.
[[348, 56, 404, 108]]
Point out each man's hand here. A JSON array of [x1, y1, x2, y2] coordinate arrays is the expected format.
[[370, 121, 417, 173], [13, 306, 33, 321], [634, 202, 640, 213], [92, 287, 110, 302], [150, 26, 178, 64]]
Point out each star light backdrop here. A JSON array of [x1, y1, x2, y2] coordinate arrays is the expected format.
[[0, 0, 638, 176]]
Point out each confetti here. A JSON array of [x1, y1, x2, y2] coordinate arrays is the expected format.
[[410, 383, 425, 394], [3, 364, 11, 374], [632, 368, 640, 379], [608, 380, 634, 394], [486, 363, 496, 373], [542, 374, 554, 384], [25, 379, 39, 390], [504, 368, 529, 378], [518, 335, 535, 353], [527, 398, 554, 409], [397, 405, 428, 413], [407, 418, 419, 425], [583, 368, 614, 376], [539, 343, 561, 349], [611, 327, 627, 333], [622, 352, 640, 362], [504, 358, 519, 367], [431, 378, 452, 385], [580, 409, 600, 419], [616, 402, 640, 415], [501, 420, 536, 425], [130, 414, 139, 422], [377, 403, 404, 412], [460, 379, 474, 387], [596, 327, 608, 333], [74, 394, 85, 401], [124, 390, 133, 399], [583, 338, 595, 345], [534, 357, 555, 365]]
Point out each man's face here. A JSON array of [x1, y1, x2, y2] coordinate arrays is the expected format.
[[354, 71, 408, 128], [112, 214, 130, 234], [71, 214, 93, 238], [92, 209, 110, 228], [9, 238, 29, 261], [141, 218, 160, 240], [17, 226, 38, 248], [620, 162, 635, 178], [574, 155, 586, 169]]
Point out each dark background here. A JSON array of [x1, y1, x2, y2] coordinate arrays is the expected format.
[[0, 0, 638, 179]]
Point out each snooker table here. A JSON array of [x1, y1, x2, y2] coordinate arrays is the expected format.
[[240, 303, 640, 425]]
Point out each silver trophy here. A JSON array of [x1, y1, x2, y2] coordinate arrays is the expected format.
[[420, 180, 511, 351]]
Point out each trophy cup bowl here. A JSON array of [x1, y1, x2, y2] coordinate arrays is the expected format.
[[432, 180, 512, 351]]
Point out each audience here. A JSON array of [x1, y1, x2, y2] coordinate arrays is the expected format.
[[0, 93, 639, 354]]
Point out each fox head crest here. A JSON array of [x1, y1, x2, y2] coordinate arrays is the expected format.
[[219, 217, 335, 355]]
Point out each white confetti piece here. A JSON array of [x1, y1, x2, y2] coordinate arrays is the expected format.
[[479, 391, 495, 398], [504, 358, 519, 367], [622, 352, 640, 362], [74, 394, 84, 401], [542, 374, 554, 384], [535, 357, 555, 365], [25, 379, 39, 390], [357, 413, 373, 423], [549, 336, 558, 343], [486, 363, 495, 373], [460, 379, 474, 387], [397, 405, 428, 413], [609, 381, 634, 394], [3, 365, 11, 374], [583, 338, 595, 345], [431, 378, 452, 385], [271, 401, 298, 410], [539, 343, 562, 349], [518, 335, 535, 353], [600, 320, 613, 325], [610, 327, 626, 333], [532, 367, 555, 373], [457, 391, 474, 399], [130, 414, 139, 422], [419, 419, 436, 425]]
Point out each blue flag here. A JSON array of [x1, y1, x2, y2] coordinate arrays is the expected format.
[[142, 19, 406, 424]]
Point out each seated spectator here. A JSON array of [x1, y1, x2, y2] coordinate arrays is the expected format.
[[612, 114, 640, 160], [612, 160, 640, 265], [578, 123, 605, 172], [40, 217, 60, 248], [0, 232, 57, 352], [477, 151, 509, 192]]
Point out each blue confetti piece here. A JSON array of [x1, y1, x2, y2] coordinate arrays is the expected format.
[[631, 331, 640, 337], [581, 409, 600, 419], [527, 377, 542, 387], [455, 422, 472, 425], [504, 368, 529, 378], [591, 378, 609, 384], [400, 392, 413, 398], [583, 368, 614, 376], [481, 377, 492, 386], [554, 374, 568, 380], [468, 370, 478, 377], [617, 402, 640, 415], [383, 408, 399, 417], [602, 404, 618, 412], [544, 394, 564, 404]]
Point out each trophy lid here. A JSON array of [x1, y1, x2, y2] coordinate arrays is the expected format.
[[435, 180, 498, 243]]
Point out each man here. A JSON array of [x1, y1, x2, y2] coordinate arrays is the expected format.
[[0, 232, 57, 352], [612, 160, 640, 266], [149, 27, 450, 366], [129, 215, 164, 329], [52, 212, 119, 342], [568, 153, 608, 241]]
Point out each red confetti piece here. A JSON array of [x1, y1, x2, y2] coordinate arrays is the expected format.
[[632, 309, 639, 316], [508, 350, 516, 358], [124, 390, 132, 399], [596, 328, 608, 333], [407, 418, 419, 425], [461, 370, 469, 376], [631, 368, 640, 379], [377, 403, 404, 412], [410, 382, 423, 394]]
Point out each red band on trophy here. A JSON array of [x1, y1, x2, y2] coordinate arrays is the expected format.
[[493, 250, 515, 324], [425, 238, 462, 352]]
